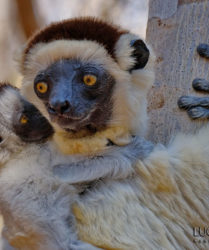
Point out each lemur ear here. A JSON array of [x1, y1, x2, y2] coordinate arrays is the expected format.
[[114, 33, 150, 72], [129, 39, 150, 72]]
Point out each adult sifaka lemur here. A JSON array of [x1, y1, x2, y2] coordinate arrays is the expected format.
[[14, 18, 209, 249]]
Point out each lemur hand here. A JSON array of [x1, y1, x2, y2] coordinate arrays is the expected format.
[[109, 135, 154, 162], [178, 44, 209, 119], [53, 136, 154, 184]]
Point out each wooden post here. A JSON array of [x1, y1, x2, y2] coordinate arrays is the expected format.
[[146, 0, 209, 144]]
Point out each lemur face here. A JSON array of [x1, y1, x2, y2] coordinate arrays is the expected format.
[[33, 59, 115, 132], [20, 18, 154, 136], [0, 84, 53, 147]]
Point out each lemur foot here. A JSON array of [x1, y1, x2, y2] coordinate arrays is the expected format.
[[178, 43, 209, 119], [178, 88, 209, 119]]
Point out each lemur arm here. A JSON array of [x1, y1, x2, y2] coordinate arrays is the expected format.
[[178, 44, 209, 119], [53, 136, 154, 184]]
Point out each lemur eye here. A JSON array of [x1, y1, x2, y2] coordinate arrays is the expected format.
[[20, 115, 28, 124], [83, 75, 97, 86], [36, 82, 48, 94], [0, 136, 2, 143]]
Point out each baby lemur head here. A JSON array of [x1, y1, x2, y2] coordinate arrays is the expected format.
[[0, 83, 53, 161], [18, 17, 155, 138]]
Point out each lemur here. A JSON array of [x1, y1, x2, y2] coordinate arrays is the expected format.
[[0, 83, 150, 249], [16, 17, 209, 249]]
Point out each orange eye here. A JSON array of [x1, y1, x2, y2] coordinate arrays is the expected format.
[[20, 115, 28, 124], [36, 82, 48, 94], [83, 75, 97, 86]]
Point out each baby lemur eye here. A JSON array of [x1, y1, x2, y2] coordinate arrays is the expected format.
[[83, 74, 97, 86], [19, 114, 28, 124], [0, 136, 3, 143], [35, 82, 48, 94]]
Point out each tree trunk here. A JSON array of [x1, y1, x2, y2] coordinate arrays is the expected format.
[[16, 0, 38, 38], [146, 0, 209, 144]]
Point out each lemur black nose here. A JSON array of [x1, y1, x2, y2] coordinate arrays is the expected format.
[[48, 100, 71, 115]]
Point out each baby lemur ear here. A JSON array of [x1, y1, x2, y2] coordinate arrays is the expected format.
[[114, 33, 150, 72]]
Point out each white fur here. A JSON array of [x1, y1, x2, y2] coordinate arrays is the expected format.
[[114, 33, 137, 71], [73, 125, 209, 249]]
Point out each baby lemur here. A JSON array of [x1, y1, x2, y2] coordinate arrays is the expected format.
[[0, 83, 153, 250]]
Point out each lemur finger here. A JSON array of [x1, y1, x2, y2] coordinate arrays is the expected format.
[[197, 43, 209, 59], [192, 78, 209, 92], [187, 106, 209, 119], [178, 96, 209, 109]]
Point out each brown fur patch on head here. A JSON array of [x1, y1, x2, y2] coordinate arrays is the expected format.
[[24, 17, 127, 62]]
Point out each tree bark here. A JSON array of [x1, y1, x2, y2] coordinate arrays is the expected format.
[[16, 0, 38, 38], [146, 0, 209, 144]]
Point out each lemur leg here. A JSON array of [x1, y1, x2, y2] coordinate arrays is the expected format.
[[178, 43, 209, 119]]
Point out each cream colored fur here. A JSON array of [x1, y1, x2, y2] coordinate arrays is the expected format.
[[73, 126, 209, 249]]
